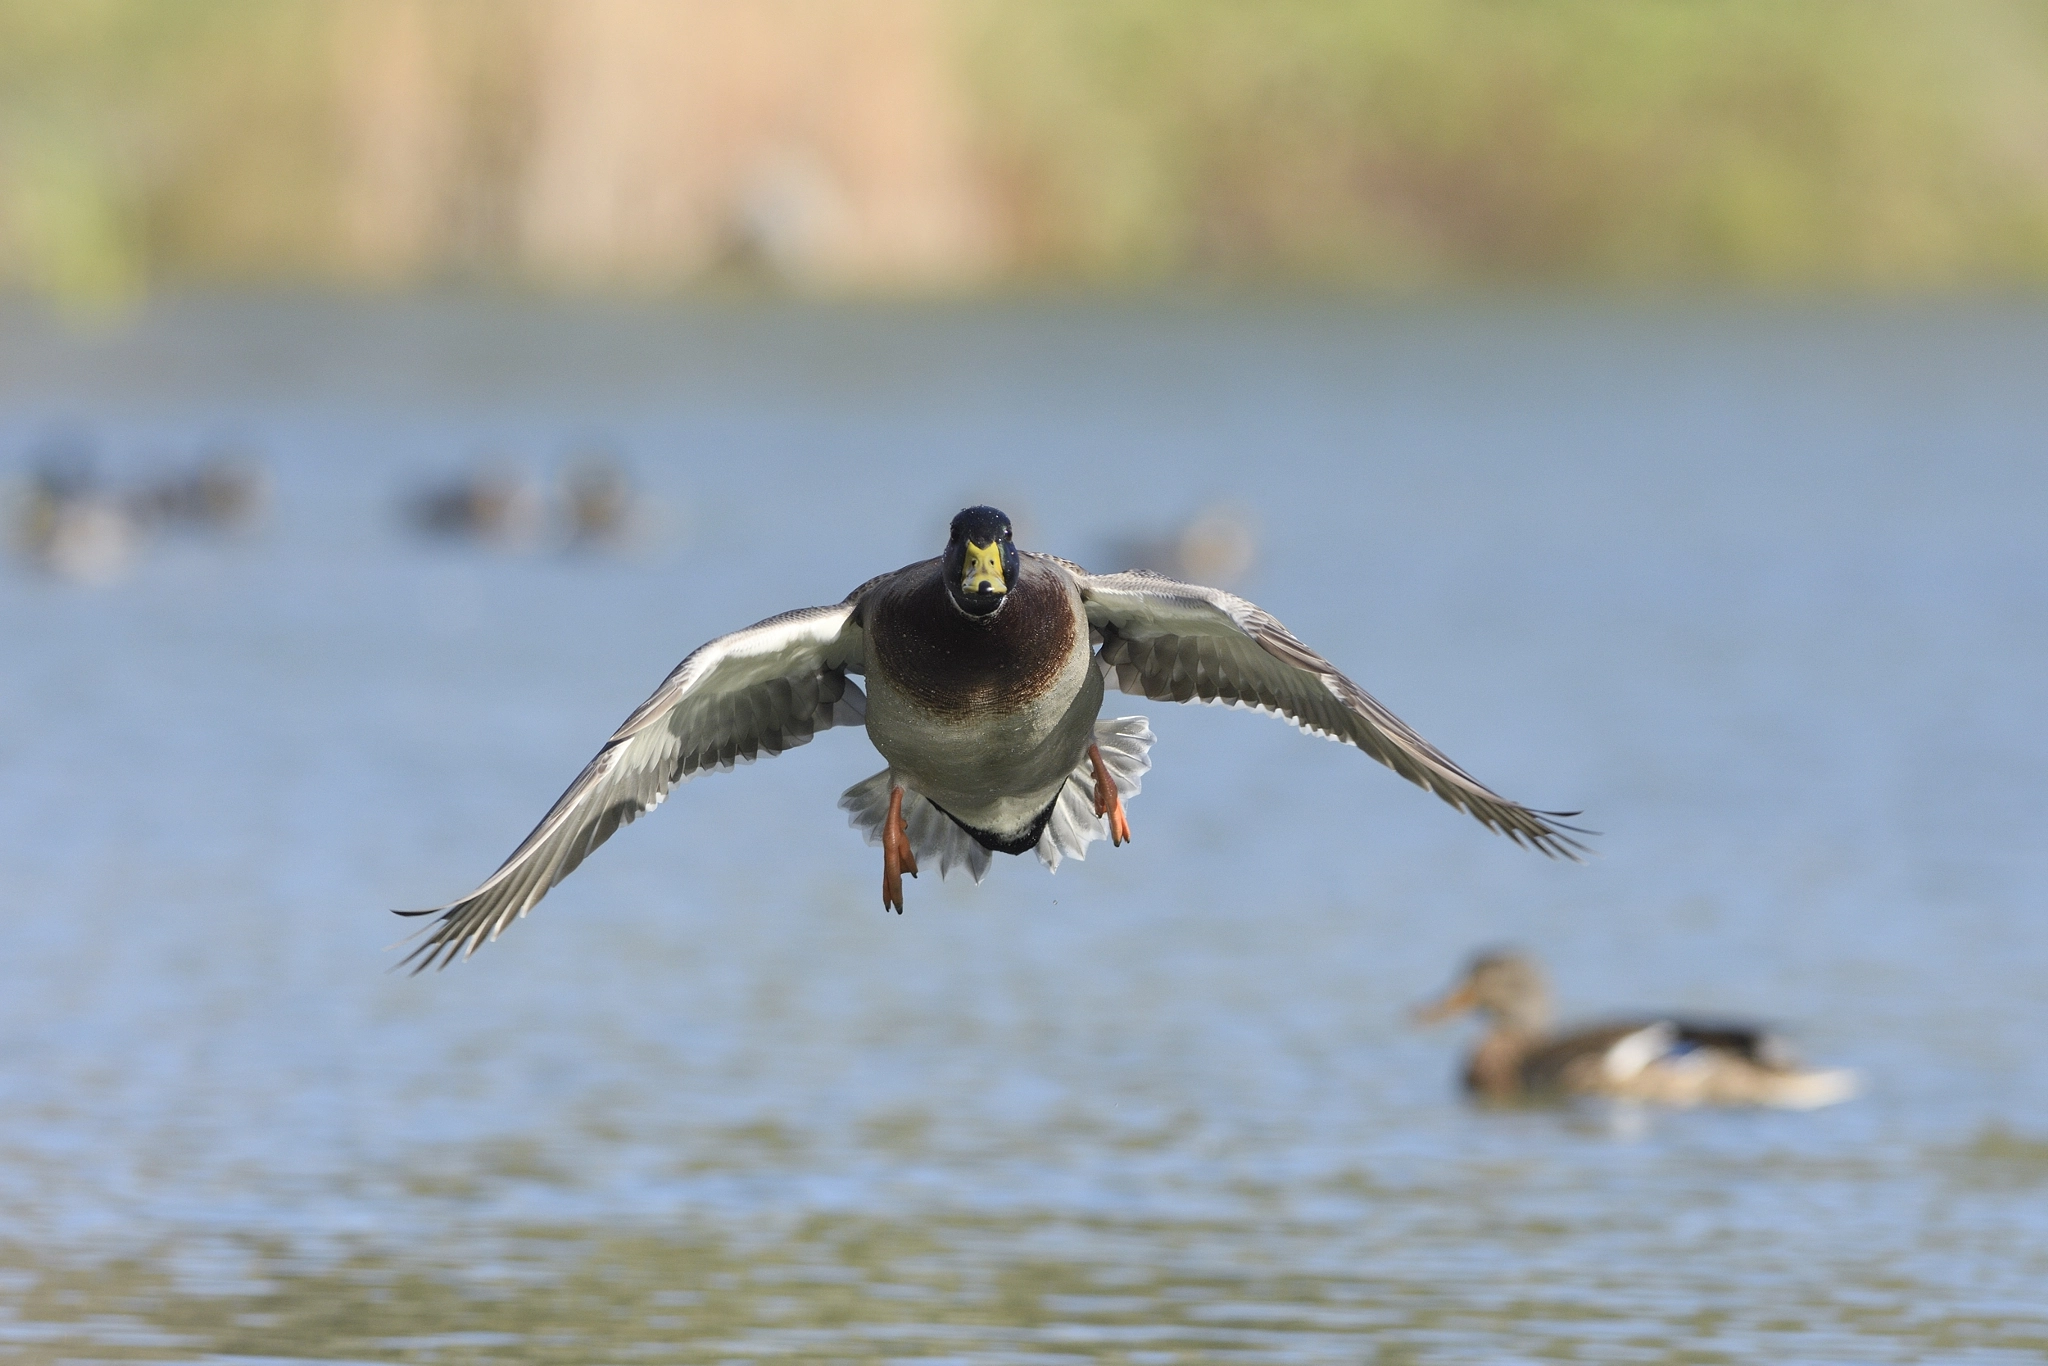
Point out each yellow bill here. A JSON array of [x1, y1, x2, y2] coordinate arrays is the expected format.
[[961, 540, 1006, 594]]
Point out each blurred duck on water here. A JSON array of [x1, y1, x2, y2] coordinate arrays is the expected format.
[[12, 442, 268, 584], [559, 450, 642, 548], [398, 505, 1585, 970], [12, 455, 138, 585], [1416, 950, 1859, 1109], [130, 451, 269, 534], [403, 452, 645, 550], [1098, 504, 1259, 589], [404, 465, 548, 546]]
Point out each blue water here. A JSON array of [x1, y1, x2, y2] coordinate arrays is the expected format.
[[1, 299, 2045, 1363]]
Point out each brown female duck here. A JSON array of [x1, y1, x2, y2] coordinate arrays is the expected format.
[[398, 507, 1585, 969], [1416, 950, 1858, 1109]]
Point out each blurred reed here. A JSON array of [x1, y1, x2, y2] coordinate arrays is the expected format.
[[5, 0, 2048, 309]]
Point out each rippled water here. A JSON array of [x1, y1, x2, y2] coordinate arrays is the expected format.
[[3, 300, 2045, 1363]]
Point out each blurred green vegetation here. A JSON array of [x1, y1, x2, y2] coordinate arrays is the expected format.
[[0, 2, 340, 312], [975, 0, 2048, 287], [6, 0, 2048, 306]]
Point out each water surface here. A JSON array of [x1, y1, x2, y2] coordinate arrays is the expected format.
[[2, 300, 2045, 1363]]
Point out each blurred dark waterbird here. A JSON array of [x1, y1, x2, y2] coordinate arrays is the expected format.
[[12, 443, 269, 584], [560, 451, 637, 547], [402, 453, 644, 549], [404, 467, 547, 546], [1099, 504, 1259, 587], [130, 453, 269, 533], [12, 454, 137, 584], [1415, 950, 1858, 1108], [398, 506, 1585, 969]]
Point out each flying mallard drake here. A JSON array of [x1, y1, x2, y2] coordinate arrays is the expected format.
[[398, 507, 1584, 970], [1415, 950, 1859, 1109]]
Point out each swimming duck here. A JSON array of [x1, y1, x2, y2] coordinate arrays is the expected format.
[[1415, 950, 1858, 1109], [404, 465, 547, 546], [13, 454, 139, 584], [398, 507, 1584, 969], [130, 451, 269, 533]]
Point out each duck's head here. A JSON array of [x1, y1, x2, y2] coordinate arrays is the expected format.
[[943, 505, 1019, 619], [1414, 949, 1554, 1035]]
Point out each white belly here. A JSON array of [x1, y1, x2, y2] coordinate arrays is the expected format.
[[863, 646, 1104, 839]]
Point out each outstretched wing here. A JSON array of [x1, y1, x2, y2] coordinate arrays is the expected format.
[[396, 602, 868, 970], [1069, 565, 1586, 858]]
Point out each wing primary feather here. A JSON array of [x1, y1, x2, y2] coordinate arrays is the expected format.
[[393, 600, 867, 970], [1075, 566, 1591, 861]]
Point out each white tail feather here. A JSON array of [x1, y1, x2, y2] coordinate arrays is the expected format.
[[837, 716, 1154, 881], [838, 772, 992, 882], [1037, 715, 1153, 870]]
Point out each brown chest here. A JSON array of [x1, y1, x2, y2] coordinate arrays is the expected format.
[[1465, 1032, 1535, 1100], [867, 565, 1078, 721]]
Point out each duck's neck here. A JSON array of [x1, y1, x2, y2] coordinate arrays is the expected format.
[[1466, 1028, 1539, 1099], [1491, 990, 1553, 1037]]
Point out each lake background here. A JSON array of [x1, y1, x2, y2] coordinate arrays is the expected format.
[[2, 297, 2045, 1363], [8, 2, 2048, 1359]]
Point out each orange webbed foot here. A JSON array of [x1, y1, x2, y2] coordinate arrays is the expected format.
[[1088, 742, 1132, 847], [882, 785, 919, 913]]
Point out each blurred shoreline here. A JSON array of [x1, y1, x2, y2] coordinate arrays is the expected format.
[[11, 289, 2048, 413], [6, 1, 2048, 312]]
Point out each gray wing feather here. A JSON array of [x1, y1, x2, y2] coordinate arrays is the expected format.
[[396, 601, 868, 970], [1073, 567, 1586, 858]]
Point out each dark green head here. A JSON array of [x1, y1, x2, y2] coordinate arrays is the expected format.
[[943, 505, 1019, 619]]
